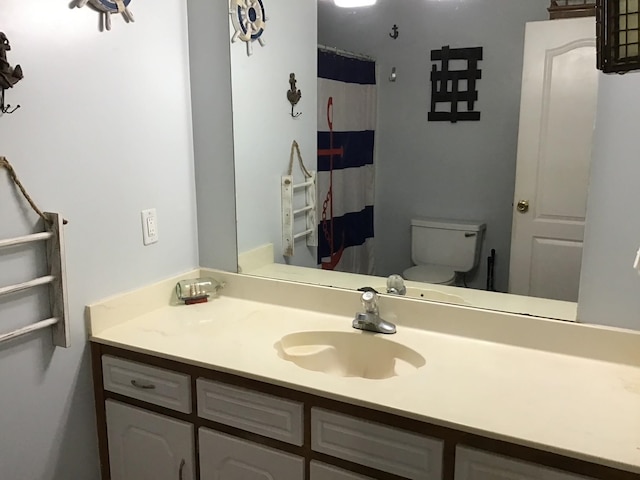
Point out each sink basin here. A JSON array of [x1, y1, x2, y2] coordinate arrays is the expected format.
[[274, 331, 425, 380], [375, 286, 470, 305]]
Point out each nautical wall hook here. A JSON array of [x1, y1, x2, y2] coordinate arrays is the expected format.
[[389, 24, 399, 39], [1, 90, 20, 115], [287, 73, 302, 118], [0, 32, 23, 115]]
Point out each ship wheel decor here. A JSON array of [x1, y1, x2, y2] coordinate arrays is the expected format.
[[229, 0, 267, 56], [76, 0, 135, 32]]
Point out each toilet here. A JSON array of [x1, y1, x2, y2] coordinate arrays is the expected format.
[[402, 218, 486, 286]]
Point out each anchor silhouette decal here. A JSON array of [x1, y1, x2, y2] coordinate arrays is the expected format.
[[389, 24, 399, 40]]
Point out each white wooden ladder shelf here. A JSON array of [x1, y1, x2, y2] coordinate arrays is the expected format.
[[0, 214, 70, 348], [282, 141, 317, 257]]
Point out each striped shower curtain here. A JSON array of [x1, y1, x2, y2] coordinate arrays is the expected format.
[[317, 49, 376, 274]]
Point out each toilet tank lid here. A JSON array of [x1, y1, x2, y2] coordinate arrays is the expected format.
[[411, 217, 486, 232]]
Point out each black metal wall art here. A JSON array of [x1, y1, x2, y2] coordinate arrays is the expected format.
[[597, 0, 640, 73], [428, 45, 483, 123]]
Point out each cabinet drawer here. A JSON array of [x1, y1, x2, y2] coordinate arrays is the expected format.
[[311, 408, 443, 479], [102, 355, 191, 413], [310, 461, 374, 480], [196, 378, 303, 445], [199, 428, 304, 479], [455, 447, 594, 480]]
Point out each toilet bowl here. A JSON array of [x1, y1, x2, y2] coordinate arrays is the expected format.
[[403, 264, 456, 285], [402, 218, 486, 286]]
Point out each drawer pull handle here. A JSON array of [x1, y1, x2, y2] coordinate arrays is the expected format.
[[179, 459, 186, 480], [130, 379, 156, 390]]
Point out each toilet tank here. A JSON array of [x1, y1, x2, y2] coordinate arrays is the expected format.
[[410, 218, 486, 272]]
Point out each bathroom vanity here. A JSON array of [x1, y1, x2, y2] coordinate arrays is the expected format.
[[88, 270, 640, 480]]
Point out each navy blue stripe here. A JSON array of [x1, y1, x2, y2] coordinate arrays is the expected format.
[[318, 131, 374, 171], [318, 50, 376, 85], [317, 206, 374, 261]]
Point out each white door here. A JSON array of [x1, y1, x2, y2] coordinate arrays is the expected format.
[[509, 18, 598, 302], [454, 446, 593, 480], [199, 427, 304, 480], [106, 400, 195, 480]]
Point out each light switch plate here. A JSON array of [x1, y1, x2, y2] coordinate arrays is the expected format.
[[141, 208, 158, 245]]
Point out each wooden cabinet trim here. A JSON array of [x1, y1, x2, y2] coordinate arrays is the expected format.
[[549, 5, 596, 20], [92, 342, 640, 480], [91, 342, 111, 480]]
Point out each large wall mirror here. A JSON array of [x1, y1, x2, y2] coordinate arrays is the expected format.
[[228, 0, 598, 322]]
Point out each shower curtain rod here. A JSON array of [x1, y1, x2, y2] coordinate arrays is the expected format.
[[317, 44, 375, 62]]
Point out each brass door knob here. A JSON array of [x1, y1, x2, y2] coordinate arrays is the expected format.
[[517, 200, 529, 213]]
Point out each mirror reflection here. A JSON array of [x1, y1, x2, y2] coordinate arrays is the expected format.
[[231, 0, 598, 322]]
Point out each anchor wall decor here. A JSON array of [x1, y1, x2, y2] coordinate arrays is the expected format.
[[287, 73, 302, 117], [0, 32, 23, 115]]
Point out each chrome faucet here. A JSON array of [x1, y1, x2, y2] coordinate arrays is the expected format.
[[352, 291, 396, 334], [386, 274, 406, 295]]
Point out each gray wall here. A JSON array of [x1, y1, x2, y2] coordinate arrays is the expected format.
[[188, 0, 238, 271], [318, 0, 549, 290], [0, 1, 199, 478], [233, 0, 318, 268], [0, 2, 637, 479], [578, 72, 640, 330]]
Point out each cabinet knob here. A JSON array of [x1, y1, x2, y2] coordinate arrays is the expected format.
[[516, 200, 529, 213]]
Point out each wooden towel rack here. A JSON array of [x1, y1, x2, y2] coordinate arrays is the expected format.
[[0, 212, 70, 347], [282, 141, 317, 257]]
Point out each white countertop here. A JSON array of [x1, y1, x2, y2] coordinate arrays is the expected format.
[[88, 270, 640, 475], [242, 262, 578, 322]]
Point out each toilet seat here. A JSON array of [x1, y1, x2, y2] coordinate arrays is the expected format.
[[403, 265, 456, 285]]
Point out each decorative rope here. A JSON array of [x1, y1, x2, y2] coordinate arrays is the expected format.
[[287, 140, 313, 178], [0, 156, 54, 226]]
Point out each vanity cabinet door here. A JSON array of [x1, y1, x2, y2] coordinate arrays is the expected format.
[[455, 447, 593, 480], [106, 400, 195, 480], [199, 427, 304, 480], [310, 461, 375, 480]]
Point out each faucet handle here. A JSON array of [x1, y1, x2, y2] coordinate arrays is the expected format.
[[361, 290, 378, 314], [386, 274, 406, 295]]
